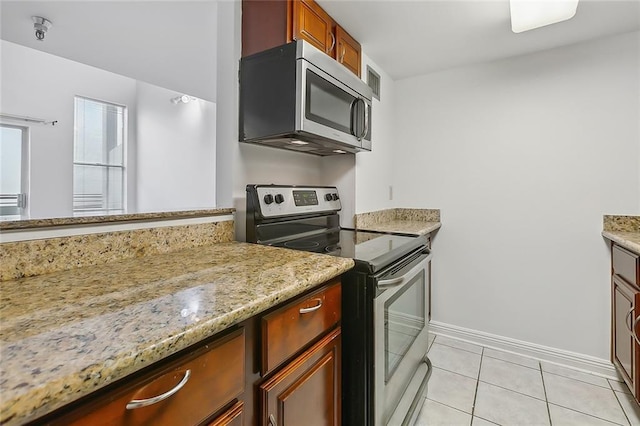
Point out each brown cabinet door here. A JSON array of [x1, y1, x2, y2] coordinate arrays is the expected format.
[[335, 25, 361, 77], [208, 400, 244, 426], [260, 327, 341, 426], [612, 275, 640, 396], [291, 0, 335, 55]]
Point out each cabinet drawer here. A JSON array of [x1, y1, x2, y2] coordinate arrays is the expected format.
[[208, 400, 244, 426], [261, 280, 341, 375], [614, 244, 640, 286], [57, 328, 245, 426]]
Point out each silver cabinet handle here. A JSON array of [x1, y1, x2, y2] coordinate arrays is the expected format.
[[626, 306, 635, 334], [328, 32, 335, 54], [299, 298, 323, 314], [633, 315, 640, 346], [126, 369, 191, 410], [269, 414, 277, 426]]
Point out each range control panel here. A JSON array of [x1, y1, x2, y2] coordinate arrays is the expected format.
[[255, 186, 341, 218]]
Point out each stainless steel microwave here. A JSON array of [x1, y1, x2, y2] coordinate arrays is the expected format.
[[239, 40, 372, 156]]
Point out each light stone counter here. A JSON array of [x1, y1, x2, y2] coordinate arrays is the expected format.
[[602, 215, 640, 254], [0, 242, 354, 425], [354, 208, 441, 236]]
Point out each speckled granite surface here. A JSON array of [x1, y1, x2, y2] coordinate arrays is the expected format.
[[354, 208, 441, 236], [0, 208, 234, 230], [0, 242, 354, 425], [0, 220, 235, 281], [602, 215, 640, 254]]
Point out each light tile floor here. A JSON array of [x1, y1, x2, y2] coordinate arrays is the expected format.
[[413, 334, 640, 426]]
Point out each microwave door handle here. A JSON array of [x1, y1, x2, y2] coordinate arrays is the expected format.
[[360, 98, 369, 140], [350, 98, 359, 137]]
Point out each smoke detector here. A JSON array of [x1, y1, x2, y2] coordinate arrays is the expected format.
[[32, 16, 53, 41]]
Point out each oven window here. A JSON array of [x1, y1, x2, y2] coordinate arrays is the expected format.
[[305, 70, 355, 134], [385, 271, 426, 381]]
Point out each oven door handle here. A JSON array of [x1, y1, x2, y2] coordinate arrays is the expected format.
[[377, 276, 405, 288], [377, 252, 432, 289]]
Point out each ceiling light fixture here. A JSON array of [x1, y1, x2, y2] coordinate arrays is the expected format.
[[31, 16, 53, 41], [290, 140, 309, 145], [510, 0, 579, 33], [170, 95, 196, 104]]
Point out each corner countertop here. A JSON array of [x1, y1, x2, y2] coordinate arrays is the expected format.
[[0, 242, 354, 425], [602, 231, 640, 254], [602, 215, 640, 254], [357, 220, 441, 236]]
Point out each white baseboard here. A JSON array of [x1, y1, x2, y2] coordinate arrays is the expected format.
[[430, 321, 619, 380]]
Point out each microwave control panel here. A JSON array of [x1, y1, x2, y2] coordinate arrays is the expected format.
[[256, 186, 341, 218]]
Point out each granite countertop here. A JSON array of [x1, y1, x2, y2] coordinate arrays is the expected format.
[[602, 231, 640, 254], [0, 208, 235, 230], [0, 242, 354, 425], [357, 220, 441, 236], [602, 215, 640, 254]]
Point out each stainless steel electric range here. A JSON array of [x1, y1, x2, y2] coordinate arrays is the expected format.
[[246, 184, 432, 426]]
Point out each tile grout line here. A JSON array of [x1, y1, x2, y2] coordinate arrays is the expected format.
[[608, 379, 633, 426], [470, 346, 484, 423], [539, 361, 552, 425], [432, 341, 483, 356], [481, 353, 541, 371]]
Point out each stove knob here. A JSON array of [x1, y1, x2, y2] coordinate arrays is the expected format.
[[325, 193, 333, 201], [332, 193, 339, 201], [274, 194, 285, 204], [264, 194, 274, 205]]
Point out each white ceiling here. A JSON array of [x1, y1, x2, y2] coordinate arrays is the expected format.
[[0, 1, 218, 101], [1, 0, 638, 94], [317, 0, 640, 80]]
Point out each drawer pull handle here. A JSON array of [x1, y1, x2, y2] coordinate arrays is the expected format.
[[625, 306, 635, 334], [126, 369, 191, 410], [633, 316, 640, 346], [269, 414, 277, 426], [299, 298, 323, 314]]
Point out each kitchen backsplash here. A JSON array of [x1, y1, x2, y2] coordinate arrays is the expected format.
[[603, 215, 640, 233], [0, 219, 234, 281]]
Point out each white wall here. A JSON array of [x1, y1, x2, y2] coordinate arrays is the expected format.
[[136, 81, 216, 212], [0, 40, 137, 219], [355, 53, 397, 215], [392, 31, 640, 359]]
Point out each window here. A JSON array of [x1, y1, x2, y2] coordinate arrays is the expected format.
[[73, 97, 126, 215], [0, 124, 28, 220]]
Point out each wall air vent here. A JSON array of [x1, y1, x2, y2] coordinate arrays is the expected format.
[[367, 65, 381, 100]]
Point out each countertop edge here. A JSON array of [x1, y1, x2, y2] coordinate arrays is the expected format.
[[602, 231, 640, 254], [356, 221, 441, 236]]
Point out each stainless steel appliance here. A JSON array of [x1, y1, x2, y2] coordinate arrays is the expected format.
[[246, 184, 432, 426], [239, 40, 372, 156]]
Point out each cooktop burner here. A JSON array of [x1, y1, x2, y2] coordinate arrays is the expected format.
[[284, 240, 321, 250]]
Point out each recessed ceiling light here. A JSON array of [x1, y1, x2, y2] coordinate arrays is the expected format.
[[510, 0, 579, 33]]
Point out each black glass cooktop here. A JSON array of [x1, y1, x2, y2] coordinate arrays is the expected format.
[[272, 229, 427, 273]]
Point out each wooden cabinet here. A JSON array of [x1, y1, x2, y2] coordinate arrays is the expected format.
[[40, 328, 245, 426], [291, 0, 334, 56], [32, 278, 342, 426], [611, 243, 640, 400], [335, 25, 360, 77], [242, 0, 362, 77], [262, 280, 341, 375], [259, 327, 341, 426]]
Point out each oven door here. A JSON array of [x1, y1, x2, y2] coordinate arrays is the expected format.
[[373, 248, 432, 426]]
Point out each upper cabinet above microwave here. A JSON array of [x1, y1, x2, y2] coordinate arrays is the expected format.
[[242, 0, 362, 77]]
